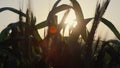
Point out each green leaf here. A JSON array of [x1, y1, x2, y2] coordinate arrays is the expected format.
[[102, 40, 120, 66], [33, 30, 42, 41], [101, 18, 120, 40], [79, 17, 120, 41], [35, 21, 47, 29], [0, 7, 26, 17], [35, 4, 72, 30], [107, 40, 120, 47], [52, 4, 72, 14], [0, 24, 12, 42]]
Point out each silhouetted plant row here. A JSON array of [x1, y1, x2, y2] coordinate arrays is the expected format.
[[0, 0, 120, 68]]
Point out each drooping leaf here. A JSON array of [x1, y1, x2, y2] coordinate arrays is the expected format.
[[101, 18, 120, 40], [0, 28, 10, 42], [51, 4, 72, 14], [80, 17, 120, 41], [0, 7, 26, 17], [35, 4, 72, 30], [0, 24, 13, 42]]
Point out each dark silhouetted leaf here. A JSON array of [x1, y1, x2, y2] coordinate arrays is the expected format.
[[0, 7, 26, 17], [101, 18, 120, 40]]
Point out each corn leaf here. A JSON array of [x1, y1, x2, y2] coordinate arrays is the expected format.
[[102, 40, 120, 65], [33, 30, 42, 41], [0, 24, 14, 42], [0, 7, 26, 17], [81, 17, 120, 41], [51, 4, 72, 14], [35, 21, 47, 29], [35, 4, 72, 30], [0, 27, 10, 42], [106, 40, 120, 47], [101, 18, 120, 40]]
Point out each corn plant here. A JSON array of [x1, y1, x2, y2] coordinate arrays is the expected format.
[[0, 0, 120, 68], [0, 7, 46, 68]]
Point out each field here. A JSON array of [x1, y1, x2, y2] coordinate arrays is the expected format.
[[0, 0, 120, 68]]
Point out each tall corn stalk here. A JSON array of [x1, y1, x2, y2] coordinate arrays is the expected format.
[[86, 0, 111, 56]]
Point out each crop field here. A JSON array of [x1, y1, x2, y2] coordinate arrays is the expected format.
[[0, 0, 120, 68]]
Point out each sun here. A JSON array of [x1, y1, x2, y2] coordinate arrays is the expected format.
[[57, 9, 77, 36]]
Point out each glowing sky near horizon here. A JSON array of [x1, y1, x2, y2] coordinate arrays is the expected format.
[[0, 0, 120, 40]]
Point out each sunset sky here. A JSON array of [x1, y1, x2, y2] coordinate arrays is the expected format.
[[0, 0, 120, 40]]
